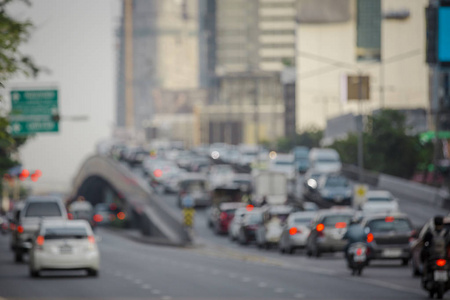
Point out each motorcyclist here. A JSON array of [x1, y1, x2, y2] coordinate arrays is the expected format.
[[421, 215, 449, 281], [343, 217, 366, 266]]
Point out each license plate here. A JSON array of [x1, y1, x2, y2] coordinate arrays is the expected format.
[[434, 271, 448, 282], [354, 255, 366, 262], [59, 246, 72, 254], [382, 249, 402, 258]]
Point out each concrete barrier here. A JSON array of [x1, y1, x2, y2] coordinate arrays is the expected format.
[[70, 155, 191, 246], [378, 173, 447, 207]]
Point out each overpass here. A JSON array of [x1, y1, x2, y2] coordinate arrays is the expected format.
[[69, 155, 191, 246]]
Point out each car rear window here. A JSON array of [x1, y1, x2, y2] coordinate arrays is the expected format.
[[223, 209, 236, 216], [44, 227, 88, 239], [367, 197, 391, 202], [25, 202, 62, 217], [323, 215, 352, 226], [367, 218, 412, 233], [246, 213, 262, 224], [293, 217, 313, 225], [73, 210, 92, 219]]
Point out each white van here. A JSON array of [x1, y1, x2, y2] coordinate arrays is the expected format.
[[308, 148, 342, 173]]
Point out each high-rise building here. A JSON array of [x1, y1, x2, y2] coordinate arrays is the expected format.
[[116, 0, 200, 137]]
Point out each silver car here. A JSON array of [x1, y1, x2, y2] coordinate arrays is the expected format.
[[279, 211, 317, 254]]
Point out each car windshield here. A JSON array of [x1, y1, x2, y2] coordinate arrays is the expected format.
[[317, 158, 338, 163], [325, 177, 348, 187], [323, 215, 352, 227], [275, 161, 293, 166], [25, 203, 62, 217], [246, 213, 262, 225], [44, 226, 88, 239], [367, 219, 412, 233]]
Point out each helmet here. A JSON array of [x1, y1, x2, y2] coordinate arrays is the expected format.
[[434, 215, 444, 227]]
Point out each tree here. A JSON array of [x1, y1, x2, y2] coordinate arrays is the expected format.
[[330, 109, 426, 179], [0, 0, 39, 89], [276, 128, 323, 152], [0, 0, 39, 181]]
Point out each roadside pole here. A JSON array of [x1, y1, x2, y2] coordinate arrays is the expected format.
[[357, 72, 364, 182]]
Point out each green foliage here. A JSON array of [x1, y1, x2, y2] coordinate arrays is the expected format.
[[330, 109, 428, 179], [0, 0, 39, 88], [276, 128, 323, 152]]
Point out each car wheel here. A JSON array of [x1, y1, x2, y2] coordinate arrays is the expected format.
[[29, 268, 39, 278], [279, 246, 285, 254], [14, 250, 23, 263], [401, 258, 409, 266], [288, 247, 295, 255], [87, 269, 99, 277]]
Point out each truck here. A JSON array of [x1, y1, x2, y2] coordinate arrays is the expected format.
[[252, 171, 288, 206]]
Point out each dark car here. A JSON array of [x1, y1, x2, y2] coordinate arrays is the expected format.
[[361, 213, 414, 265], [208, 202, 244, 235], [310, 173, 353, 208]]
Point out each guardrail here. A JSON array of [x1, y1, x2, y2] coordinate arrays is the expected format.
[[70, 155, 191, 246], [342, 164, 449, 208]]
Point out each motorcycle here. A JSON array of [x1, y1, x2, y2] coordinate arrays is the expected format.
[[347, 242, 368, 276], [422, 257, 450, 299]]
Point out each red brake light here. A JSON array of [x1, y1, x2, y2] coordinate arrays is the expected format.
[[356, 248, 363, 256], [289, 227, 298, 235], [437, 259, 447, 267], [36, 235, 44, 246], [153, 169, 163, 178], [246, 205, 254, 212], [117, 212, 126, 220], [385, 216, 394, 222], [68, 213, 73, 220], [93, 214, 103, 223], [220, 212, 227, 221], [316, 223, 325, 232], [367, 233, 374, 243], [88, 235, 96, 244], [17, 225, 24, 234], [335, 222, 347, 229], [110, 203, 117, 211]]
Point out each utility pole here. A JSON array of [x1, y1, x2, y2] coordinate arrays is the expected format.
[[357, 72, 364, 182], [124, 0, 134, 131]]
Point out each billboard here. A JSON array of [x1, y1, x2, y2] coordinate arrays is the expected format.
[[439, 7, 450, 62]]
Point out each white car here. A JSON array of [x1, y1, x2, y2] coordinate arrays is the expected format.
[[279, 211, 316, 254], [269, 154, 296, 181], [361, 190, 399, 214], [29, 219, 100, 277], [229, 207, 249, 241]]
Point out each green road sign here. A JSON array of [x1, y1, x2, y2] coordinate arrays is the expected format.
[[9, 89, 59, 135]]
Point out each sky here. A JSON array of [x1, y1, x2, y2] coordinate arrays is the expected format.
[[4, 0, 122, 193]]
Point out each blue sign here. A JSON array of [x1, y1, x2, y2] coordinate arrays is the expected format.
[[439, 7, 450, 62]]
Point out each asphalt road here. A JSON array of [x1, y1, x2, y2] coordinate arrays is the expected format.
[[0, 170, 447, 300]]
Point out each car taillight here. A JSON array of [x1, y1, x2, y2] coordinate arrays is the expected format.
[[88, 235, 96, 244], [93, 214, 103, 223], [335, 222, 346, 229], [17, 225, 24, 234], [437, 259, 447, 267], [356, 248, 363, 256], [117, 212, 126, 220], [367, 233, 374, 243], [68, 213, 73, 220], [36, 235, 44, 246], [385, 216, 394, 222], [316, 223, 324, 232], [289, 227, 299, 235]]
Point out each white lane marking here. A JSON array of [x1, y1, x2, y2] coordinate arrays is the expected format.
[[242, 277, 252, 282], [134, 279, 143, 284], [162, 296, 172, 300], [114, 271, 122, 277], [294, 293, 305, 298], [141, 284, 151, 289], [228, 273, 237, 278], [152, 289, 161, 295], [258, 282, 267, 288], [211, 270, 220, 275], [274, 288, 284, 293]]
